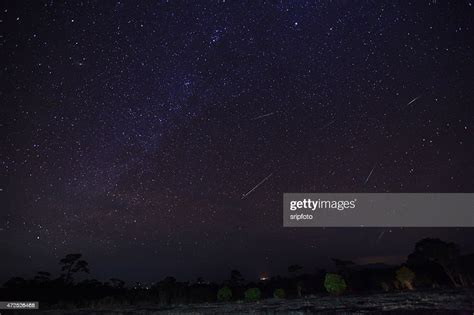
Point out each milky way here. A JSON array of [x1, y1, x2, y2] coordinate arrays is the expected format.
[[2, 1, 473, 282]]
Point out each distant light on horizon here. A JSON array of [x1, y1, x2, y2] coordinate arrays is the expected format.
[[259, 273, 269, 281]]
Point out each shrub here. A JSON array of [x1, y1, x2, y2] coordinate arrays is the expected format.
[[244, 287, 261, 302], [324, 273, 347, 295], [396, 266, 415, 290], [217, 286, 232, 302], [273, 288, 285, 299]]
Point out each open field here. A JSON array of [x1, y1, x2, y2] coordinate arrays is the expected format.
[[26, 289, 474, 314]]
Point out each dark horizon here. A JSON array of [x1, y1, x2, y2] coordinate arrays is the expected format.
[[2, 0, 473, 286], [4, 230, 474, 284]]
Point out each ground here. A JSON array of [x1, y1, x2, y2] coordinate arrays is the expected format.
[[27, 289, 474, 314]]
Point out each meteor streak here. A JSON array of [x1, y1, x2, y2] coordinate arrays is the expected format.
[[251, 112, 275, 121], [364, 164, 377, 185], [406, 95, 421, 107], [241, 173, 273, 199]]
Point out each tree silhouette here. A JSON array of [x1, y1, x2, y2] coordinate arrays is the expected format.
[[288, 264, 303, 275], [59, 253, 90, 284], [332, 258, 354, 269], [33, 271, 51, 283], [408, 238, 461, 287], [288, 265, 304, 296], [3, 277, 26, 289], [155, 276, 178, 305], [230, 269, 244, 285], [109, 278, 125, 289], [332, 258, 355, 279]]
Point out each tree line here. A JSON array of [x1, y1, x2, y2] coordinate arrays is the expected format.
[[2, 238, 473, 309]]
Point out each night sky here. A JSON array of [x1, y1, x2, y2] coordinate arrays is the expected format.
[[2, 1, 474, 283]]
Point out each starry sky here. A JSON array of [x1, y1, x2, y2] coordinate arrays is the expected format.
[[1, 1, 473, 283]]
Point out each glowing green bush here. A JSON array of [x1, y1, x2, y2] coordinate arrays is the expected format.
[[244, 287, 261, 302], [217, 286, 232, 301], [324, 273, 347, 295], [273, 288, 285, 299]]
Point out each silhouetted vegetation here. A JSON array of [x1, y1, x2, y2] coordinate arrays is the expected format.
[[324, 273, 347, 295], [2, 238, 474, 310], [273, 288, 285, 299], [396, 266, 415, 290], [244, 287, 261, 302], [217, 286, 232, 302]]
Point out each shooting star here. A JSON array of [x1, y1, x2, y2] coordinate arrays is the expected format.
[[376, 230, 385, 243], [241, 173, 273, 199], [319, 119, 336, 131], [364, 163, 377, 185], [405, 95, 421, 107], [251, 112, 276, 121]]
